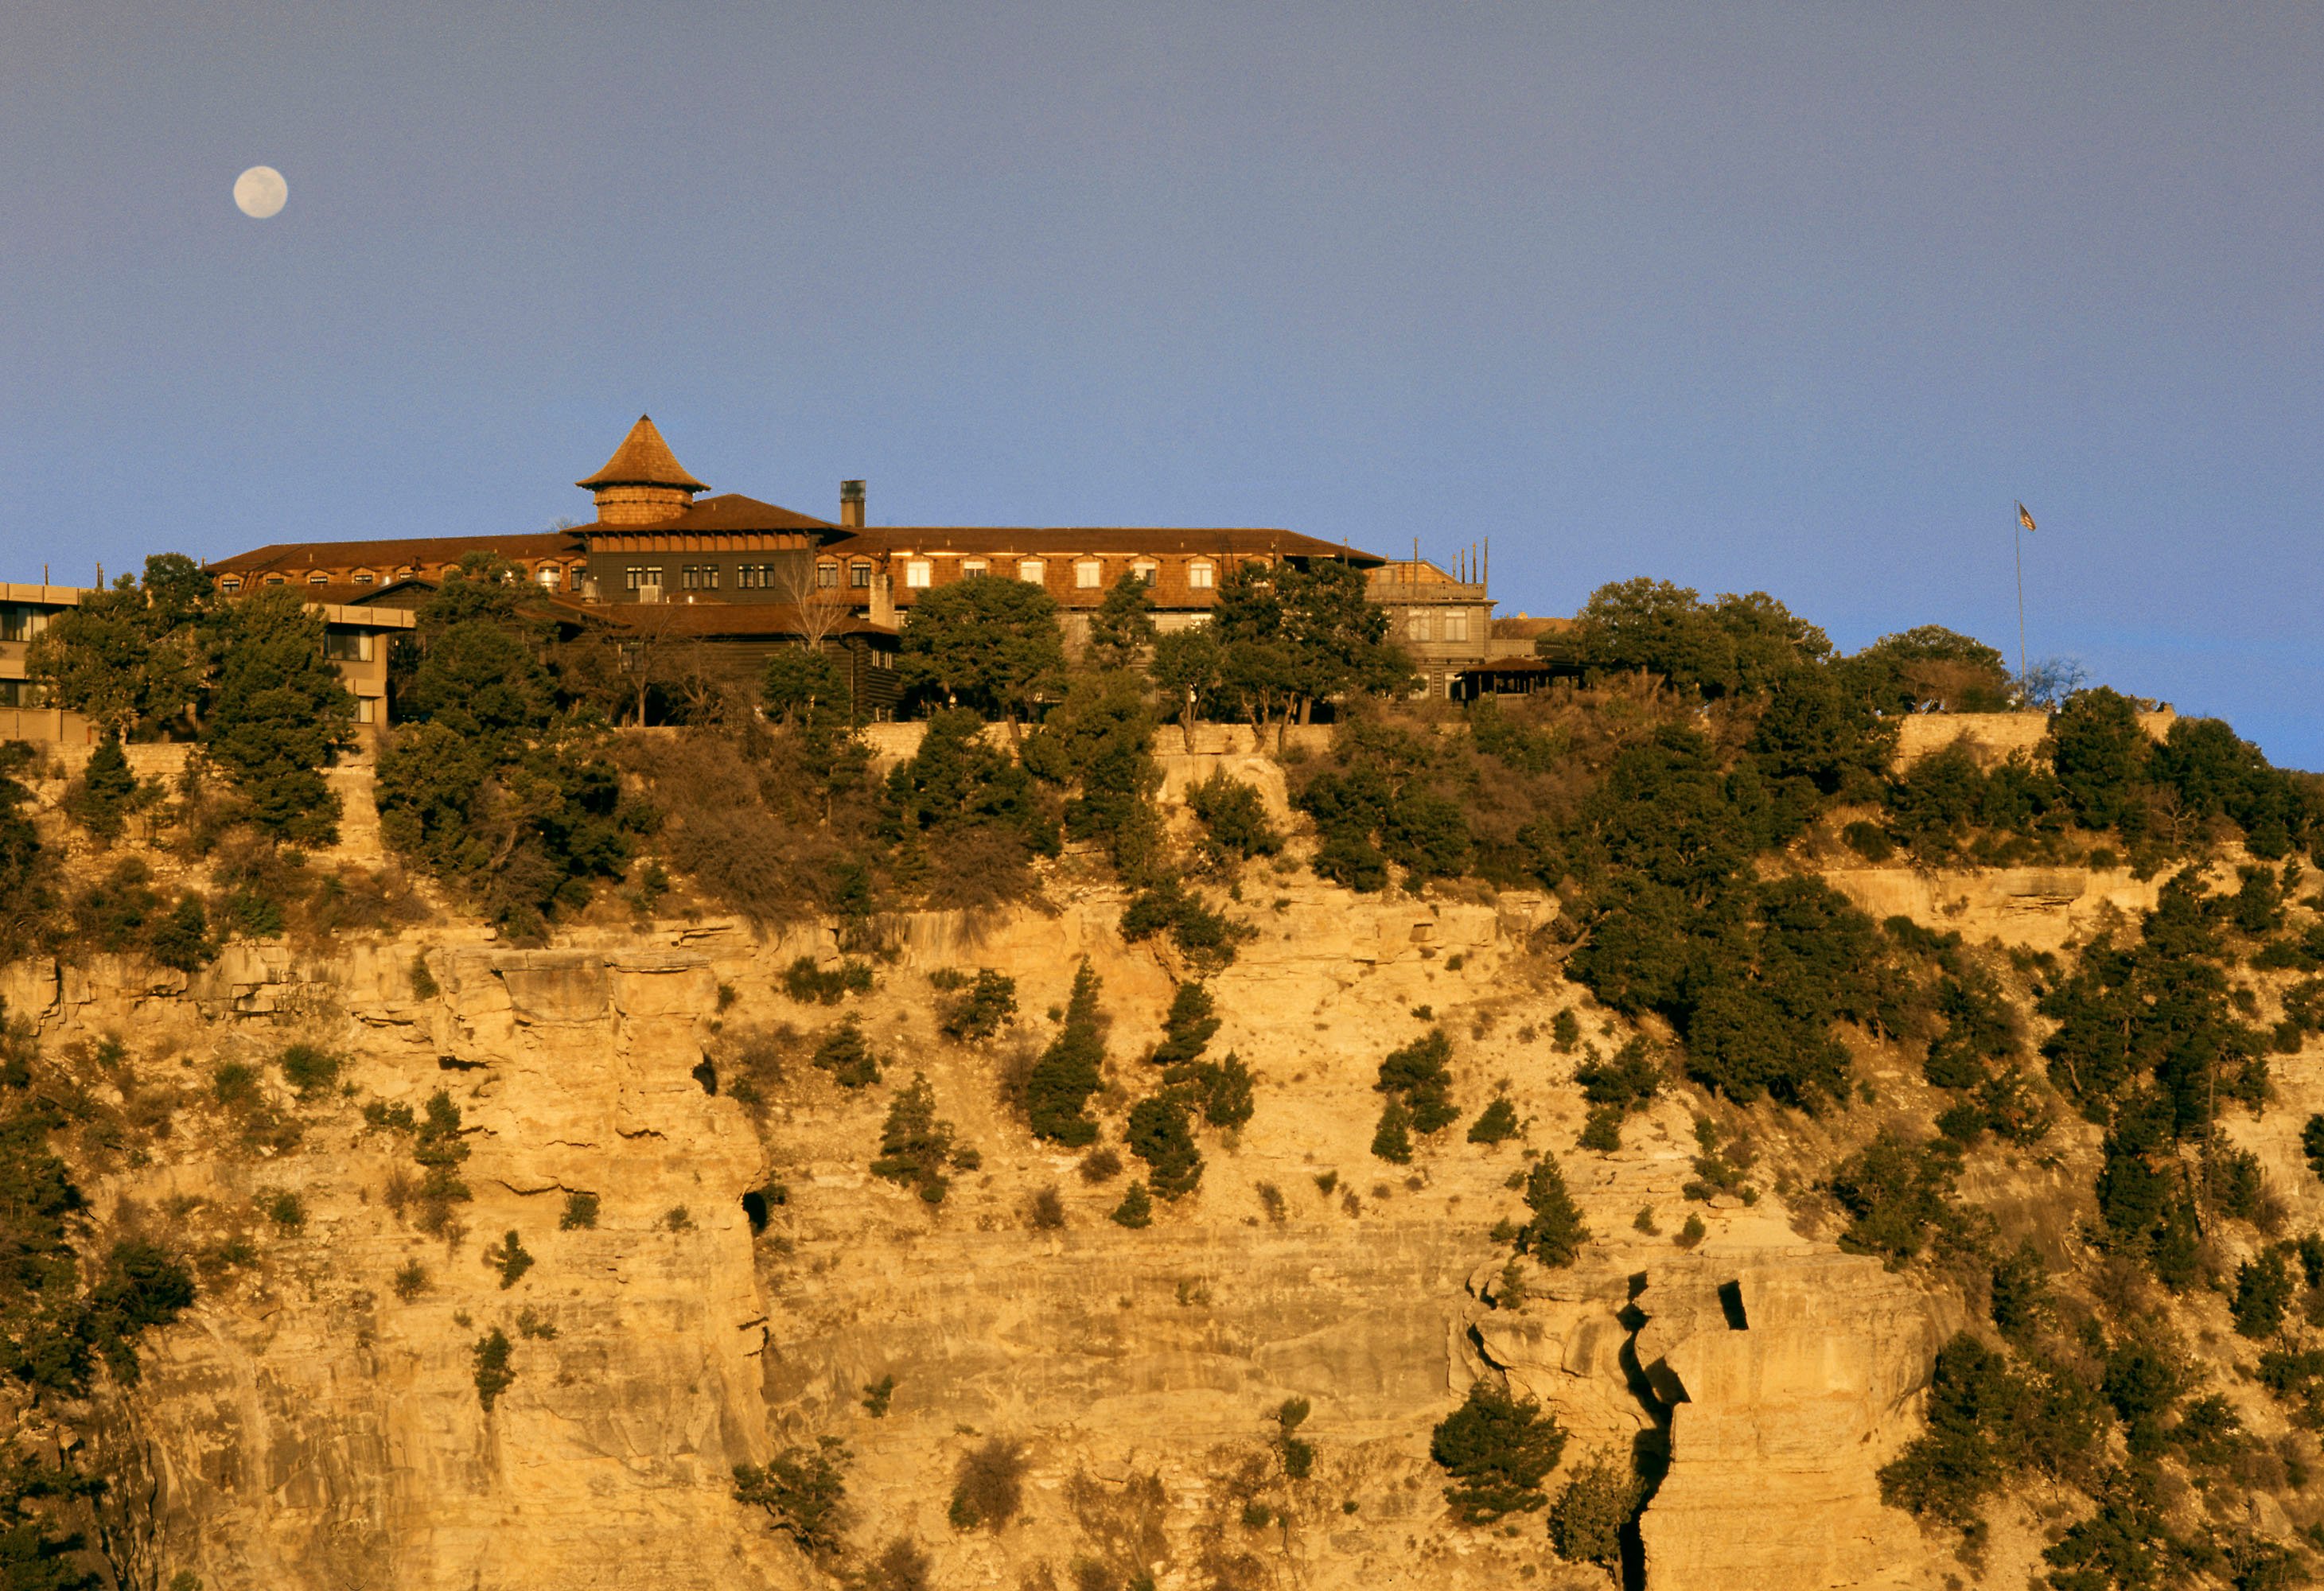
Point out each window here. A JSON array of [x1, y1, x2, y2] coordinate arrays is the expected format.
[[850, 562, 872, 589], [352, 571, 376, 587], [1186, 562, 1214, 589], [963, 559, 988, 576], [354, 696, 376, 724], [263, 575, 285, 585], [1442, 609, 1470, 643], [307, 573, 330, 586], [0, 680, 45, 708], [1075, 560, 1103, 589], [625, 566, 664, 593], [0, 606, 30, 643], [219, 578, 243, 593], [681, 564, 719, 591], [1130, 560, 1157, 582], [816, 562, 838, 589], [536, 566, 560, 589], [1018, 559, 1045, 584], [1406, 612, 1431, 643], [322, 628, 374, 663], [905, 559, 932, 589], [567, 567, 585, 591]]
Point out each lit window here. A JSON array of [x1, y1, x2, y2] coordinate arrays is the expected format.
[[905, 559, 932, 589], [1442, 609, 1470, 643], [1407, 612, 1431, 642], [1186, 562, 1214, 589], [537, 566, 560, 588], [963, 559, 988, 576], [850, 562, 872, 589], [1018, 559, 1045, 584], [1130, 560, 1157, 581], [567, 568, 585, 591], [308, 572, 329, 586], [1075, 560, 1103, 589], [322, 628, 373, 663], [354, 696, 376, 723]]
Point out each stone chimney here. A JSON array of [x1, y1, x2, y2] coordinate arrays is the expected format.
[[576, 415, 707, 526], [840, 480, 866, 528]]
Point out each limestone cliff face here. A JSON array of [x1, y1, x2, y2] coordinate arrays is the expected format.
[[16, 877, 1970, 1591]]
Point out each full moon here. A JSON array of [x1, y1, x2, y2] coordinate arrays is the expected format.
[[233, 166, 287, 219]]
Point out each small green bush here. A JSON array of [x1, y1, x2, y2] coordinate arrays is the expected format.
[[1675, 1213, 1707, 1249], [486, 1230, 534, 1289], [560, 1191, 599, 1230], [278, 1043, 341, 1100], [870, 1073, 959, 1204], [1079, 1147, 1123, 1183], [1549, 1010, 1581, 1052], [940, 970, 1018, 1043], [1026, 960, 1107, 1146], [1126, 1095, 1203, 1200], [862, 1375, 896, 1417], [781, 956, 874, 1005], [1110, 1181, 1154, 1228], [1376, 1030, 1458, 1134], [1429, 1381, 1567, 1524], [262, 1188, 305, 1230], [410, 954, 438, 999], [1466, 1098, 1519, 1146], [734, 1437, 851, 1554], [1547, 1451, 1644, 1573], [1185, 771, 1283, 867], [473, 1328, 515, 1410], [812, 1015, 884, 1089], [1516, 1153, 1589, 1267], [947, 1437, 1028, 1531], [391, 1260, 429, 1301]]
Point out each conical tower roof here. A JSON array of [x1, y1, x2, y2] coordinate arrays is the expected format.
[[577, 415, 708, 493]]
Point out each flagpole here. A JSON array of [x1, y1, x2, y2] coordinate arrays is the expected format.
[[2015, 518, 2026, 698]]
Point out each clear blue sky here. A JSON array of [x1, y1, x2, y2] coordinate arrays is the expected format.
[[4, 5, 2319, 760]]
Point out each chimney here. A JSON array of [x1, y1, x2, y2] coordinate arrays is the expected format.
[[840, 480, 866, 529]]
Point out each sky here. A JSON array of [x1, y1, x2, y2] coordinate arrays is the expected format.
[[2, 3, 2319, 760]]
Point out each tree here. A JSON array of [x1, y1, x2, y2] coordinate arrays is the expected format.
[[734, 1437, 853, 1555], [201, 588, 356, 843], [762, 646, 851, 729], [1429, 1382, 1568, 1523], [1547, 1452, 1643, 1573], [1149, 626, 1224, 749], [1026, 959, 1106, 1146], [1517, 1153, 1590, 1266], [62, 738, 141, 844], [1084, 571, 1157, 671], [2050, 687, 2151, 832], [870, 1072, 959, 1203], [0, 744, 50, 957], [899, 574, 1066, 729], [25, 574, 201, 740], [1553, 578, 1827, 697], [1126, 1095, 1202, 1199], [1836, 625, 2012, 714], [1209, 560, 1408, 734], [1021, 670, 1161, 869]]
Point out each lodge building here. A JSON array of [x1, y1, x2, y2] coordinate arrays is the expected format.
[[3, 417, 1532, 743]]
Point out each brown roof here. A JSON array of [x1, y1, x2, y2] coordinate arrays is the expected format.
[[211, 531, 582, 577], [1490, 615, 1574, 640], [544, 597, 897, 641], [569, 492, 833, 536], [819, 527, 1383, 563], [576, 415, 709, 492]]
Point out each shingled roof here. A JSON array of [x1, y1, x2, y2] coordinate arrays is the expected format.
[[819, 527, 1382, 563], [568, 492, 834, 535], [209, 531, 583, 577], [576, 415, 708, 493]]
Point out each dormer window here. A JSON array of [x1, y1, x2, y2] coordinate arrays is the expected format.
[[1018, 559, 1045, 584], [307, 572, 330, 586], [963, 559, 988, 576], [352, 571, 376, 586], [816, 561, 838, 589], [1187, 561, 1215, 589], [1075, 560, 1103, 589], [850, 561, 872, 589], [1130, 560, 1157, 581], [905, 559, 932, 589], [220, 577, 243, 593]]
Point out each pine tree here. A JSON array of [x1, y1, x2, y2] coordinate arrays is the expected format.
[[1084, 570, 1158, 671], [1519, 1153, 1590, 1267], [1152, 982, 1220, 1067], [1026, 959, 1106, 1146]]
